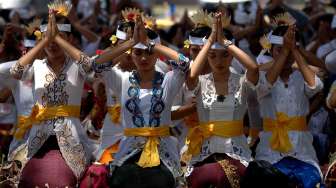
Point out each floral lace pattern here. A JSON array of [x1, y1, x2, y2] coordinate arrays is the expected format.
[[189, 71, 251, 167], [25, 57, 92, 179], [10, 62, 25, 79]]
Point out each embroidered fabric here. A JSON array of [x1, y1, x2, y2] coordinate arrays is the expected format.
[[9, 61, 25, 79], [13, 56, 94, 179], [105, 55, 190, 180], [189, 68, 252, 167]]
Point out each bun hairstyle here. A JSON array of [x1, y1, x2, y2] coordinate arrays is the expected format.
[[146, 28, 159, 40], [189, 26, 212, 39], [222, 28, 233, 41], [313, 13, 334, 30], [118, 20, 135, 32], [272, 25, 301, 43]]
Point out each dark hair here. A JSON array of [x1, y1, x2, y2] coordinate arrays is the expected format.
[[222, 28, 233, 41], [272, 25, 301, 43], [146, 28, 158, 40], [268, 6, 286, 19], [118, 21, 135, 32], [189, 26, 212, 38], [313, 13, 334, 30], [41, 15, 70, 25], [167, 23, 187, 43]]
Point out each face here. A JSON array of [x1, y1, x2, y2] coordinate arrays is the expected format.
[[189, 45, 201, 60], [207, 49, 232, 71], [131, 48, 157, 72], [43, 32, 68, 58]]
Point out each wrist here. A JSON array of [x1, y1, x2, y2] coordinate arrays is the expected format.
[[222, 39, 233, 49]]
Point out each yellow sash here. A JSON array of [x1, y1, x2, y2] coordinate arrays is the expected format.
[[263, 112, 307, 153], [107, 104, 121, 124], [14, 104, 80, 140], [99, 142, 120, 165], [186, 121, 244, 156], [124, 127, 170, 168]]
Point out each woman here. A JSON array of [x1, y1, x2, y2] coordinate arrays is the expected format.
[[94, 15, 190, 188], [185, 13, 259, 188], [95, 15, 137, 165], [9, 12, 96, 187], [254, 24, 324, 187]]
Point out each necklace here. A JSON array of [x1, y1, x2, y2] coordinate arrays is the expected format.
[[125, 70, 165, 127]]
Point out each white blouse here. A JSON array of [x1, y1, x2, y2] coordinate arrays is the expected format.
[[104, 58, 190, 179], [10, 55, 94, 179], [0, 61, 34, 160], [189, 67, 252, 167], [95, 67, 123, 161], [256, 71, 323, 174]]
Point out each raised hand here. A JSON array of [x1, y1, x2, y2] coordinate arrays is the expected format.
[[283, 25, 296, 50], [208, 13, 219, 44], [46, 12, 59, 42], [216, 12, 227, 44], [133, 15, 145, 44]]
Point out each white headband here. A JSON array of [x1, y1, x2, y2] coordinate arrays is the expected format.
[[133, 37, 161, 50], [40, 24, 71, 33], [23, 39, 36, 48], [332, 15, 336, 29], [256, 52, 273, 65], [269, 35, 284, 45], [202, 38, 235, 49], [189, 36, 205, 46], [116, 29, 127, 40]]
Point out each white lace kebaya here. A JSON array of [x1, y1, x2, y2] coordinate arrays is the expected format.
[[9, 54, 94, 179], [188, 67, 253, 167]]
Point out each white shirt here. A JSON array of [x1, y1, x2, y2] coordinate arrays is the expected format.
[[0, 60, 34, 160], [256, 71, 323, 175], [189, 68, 252, 167], [316, 39, 336, 59]]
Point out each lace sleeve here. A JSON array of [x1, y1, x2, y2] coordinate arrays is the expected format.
[[169, 54, 190, 73], [77, 53, 94, 75], [9, 61, 25, 79]]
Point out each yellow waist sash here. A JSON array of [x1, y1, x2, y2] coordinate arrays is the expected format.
[[124, 127, 170, 168], [107, 104, 121, 124], [186, 121, 244, 156], [14, 104, 80, 140], [263, 112, 307, 153]]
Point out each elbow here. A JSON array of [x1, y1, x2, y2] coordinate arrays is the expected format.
[[250, 63, 259, 73]]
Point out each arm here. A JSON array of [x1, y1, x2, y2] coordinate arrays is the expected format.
[[298, 47, 326, 70], [226, 44, 259, 84], [171, 103, 197, 121], [55, 35, 84, 61], [68, 8, 99, 43], [153, 44, 181, 62], [187, 39, 212, 90], [292, 48, 316, 87], [94, 39, 136, 64], [17, 38, 49, 67], [265, 48, 289, 85], [187, 14, 218, 90]]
